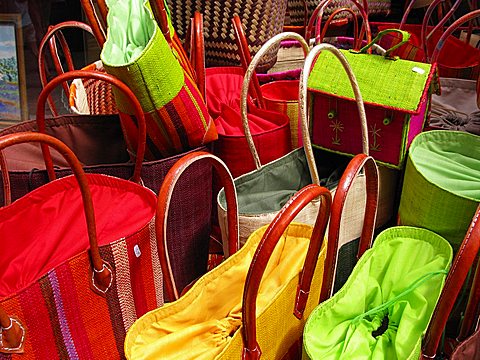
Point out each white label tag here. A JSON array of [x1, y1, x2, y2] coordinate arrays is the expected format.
[[412, 67, 425, 75], [134, 244, 141, 258]]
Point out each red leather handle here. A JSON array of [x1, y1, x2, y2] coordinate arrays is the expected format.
[[0, 133, 114, 353], [0, 150, 10, 207], [422, 205, 480, 358], [319, 8, 359, 48], [38, 21, 95, 117], [192, 12, 206, 99], [36, 70, 146, 184], [458, 254, 480, 341], [149, 0, 172, 44], [80, 0, 107, 46], [232, 15, 266, 109], [430, 9, 480, 63], [305, 0, 371, 47], [319, 154, 378, 302], [156, 152, 239, 301], [241, 184, 332, 360], [421, 0, 464, 62]]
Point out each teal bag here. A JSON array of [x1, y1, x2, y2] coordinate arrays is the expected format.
[[303, 155, 453, 360]]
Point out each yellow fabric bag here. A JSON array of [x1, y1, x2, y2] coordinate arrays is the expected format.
[[124, 184, 332, 360]]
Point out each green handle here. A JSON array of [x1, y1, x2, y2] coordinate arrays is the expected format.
[[355, 29, 411, 58]]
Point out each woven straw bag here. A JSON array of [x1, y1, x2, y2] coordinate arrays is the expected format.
[[0, 132, 160, 359], [125, 183, 331, 360], [217, 35, 369, 246]]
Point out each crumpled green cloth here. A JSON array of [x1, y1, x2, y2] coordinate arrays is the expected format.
[[303, 226, 452, 360], [102, 0, 155, 65]]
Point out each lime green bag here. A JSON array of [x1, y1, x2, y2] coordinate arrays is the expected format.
[[101, 0, 216, 158], [398, 130, 480, 249]]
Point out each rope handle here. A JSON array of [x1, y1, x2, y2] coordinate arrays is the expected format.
[[300, 42, 369, 188], [422, 205, 480, 357], [240, 32, 310, 170], [356, 29, 411, 58], [156, 152, 239, 301], [241, 185, 332, 360]]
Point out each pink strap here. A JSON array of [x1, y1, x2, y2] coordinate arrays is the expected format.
[[422, 205, 480, 358], [156, 152, 239, 300], [319, 154, 378, 302], [36, 70, 146, 184], [241, 185, 332, 360]]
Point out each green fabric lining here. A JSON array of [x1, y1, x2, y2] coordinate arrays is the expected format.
[[218, 149, 314, 215], [101, 0, 184, 112], [303, 226, 452, 360], [409, 131, 480, 201], [308, 49, 432, 113]]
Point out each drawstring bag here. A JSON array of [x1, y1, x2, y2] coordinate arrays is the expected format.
[[101, 0, 217, 158], [124, 183, 331, 360]]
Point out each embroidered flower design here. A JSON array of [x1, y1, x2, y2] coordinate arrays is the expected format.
[[330, 118, 344, 145], [369, 123, 381, 152]]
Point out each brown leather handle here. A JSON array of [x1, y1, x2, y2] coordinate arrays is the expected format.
[[0, 132, 114, 353], [430, 9, 480, 63], [422, 205, 480, 358], [156, 151, 239, 301], [0, 150, 10, 207], [458, 251, 480, 341], [232, 15, 266, 109], [319, 8, 359, 47], [192, 12, 206, 99], [80, 0, 107, 46], [149, 0, 172, 44], [38, 21, 95, 117], [319, 154, 378, 302], [36, 70, 146, 184], [305, 0, 371, 48], [241, 184, 332, 360]]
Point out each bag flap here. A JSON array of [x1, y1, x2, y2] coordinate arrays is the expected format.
[[307, 49, 437, 114]]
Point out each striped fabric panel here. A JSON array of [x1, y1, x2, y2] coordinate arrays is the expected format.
[[164, 99, 190, 151], [111, 240, 137, 332], [149, 220, 164, 308]]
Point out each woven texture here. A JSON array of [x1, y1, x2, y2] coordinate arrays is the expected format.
[[165, 0, 288, 71], [0, 173, 160, 359], [125, 223, 326, 360], [0, 116, 212, 294], [398, 130, 480, 250], [101, 0, 217, 158]]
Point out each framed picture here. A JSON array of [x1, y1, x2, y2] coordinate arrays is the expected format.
[[0, 13, 27, 125]]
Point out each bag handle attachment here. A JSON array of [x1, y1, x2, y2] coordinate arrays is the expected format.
[[156, 151, 239, 300], [319, 154, 378, 302], [241, 184, 332, 360], [240, 32, 310, 170], [356, 29, 411, 59], [0, 132, 118, 353], [36, 70, 147, 185], [299, 42, 369, 186], [422, 205, 480, 358], [38, 21, 97, 116], [430, 10, 480, 64]]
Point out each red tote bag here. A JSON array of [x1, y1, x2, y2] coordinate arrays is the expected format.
[[0, 132, 159, 359]]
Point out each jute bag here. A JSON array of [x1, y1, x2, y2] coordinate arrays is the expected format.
[[124, 183, 331, 359], [0, 132, 159, 359], [217, 36, 369, 248]]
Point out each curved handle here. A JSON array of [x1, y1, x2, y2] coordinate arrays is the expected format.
[[422, 205, 480, 358], [241, 184, 332, 360], [80, 0, 107, 46], [0, 132, 114, 354], [156, 151, 239, 300], [305, 0, 371, 48], [358, 29, 411, 57], [191, 12, 206, 99], [421, 0, 464, 61], [319, 154, 378, 302], [149, 0, 172, 44], [232, 15, 266, 109], [36, 70, 146, 184], [0, 150, 11, 207], [300, 43, 369, 186], [430, 10, 480, 64], [38, 21, 96, 117], [319, 8, 359, 47], [458, 251, 480, 341], [241, 32, 310, 170]]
